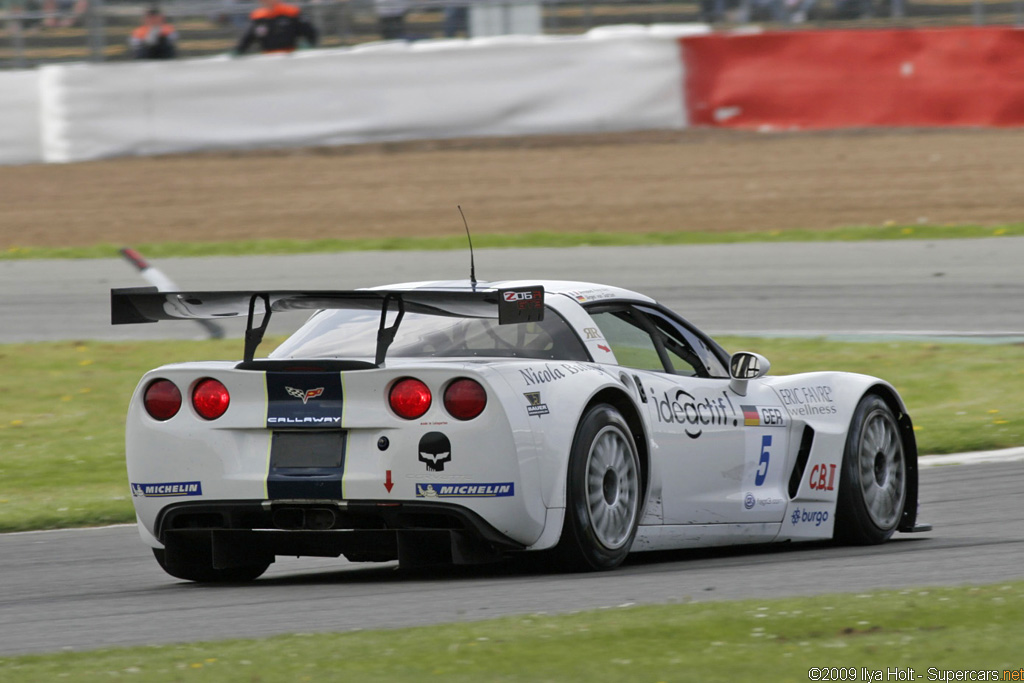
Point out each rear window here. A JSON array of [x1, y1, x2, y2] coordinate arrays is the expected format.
[[271, 308, 589, 361]]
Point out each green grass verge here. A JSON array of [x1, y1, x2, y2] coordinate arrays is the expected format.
[[3, 223, 1022, 260], [1, 336, 1021, 532], [2, 582, 1023, 680]]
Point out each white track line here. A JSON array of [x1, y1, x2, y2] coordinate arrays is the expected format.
[[919, 447, 1024, 468]]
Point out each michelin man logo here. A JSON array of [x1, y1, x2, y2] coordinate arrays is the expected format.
[[418, 432, 452, 472]]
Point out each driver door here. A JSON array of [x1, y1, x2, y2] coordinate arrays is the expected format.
[[586, 304, 789, 525]]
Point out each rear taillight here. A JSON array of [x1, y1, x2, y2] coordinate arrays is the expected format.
[[192, 378, 230, 420], [443, 378, 487, 420], [389, 378, 431, 419], [143, 379, 181, 421]]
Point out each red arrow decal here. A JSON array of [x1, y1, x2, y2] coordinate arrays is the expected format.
[[384, 470, 394, 493], [597, 344, 611, 353]]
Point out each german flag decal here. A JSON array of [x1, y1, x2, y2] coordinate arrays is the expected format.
[[741, 405, 760, 427]]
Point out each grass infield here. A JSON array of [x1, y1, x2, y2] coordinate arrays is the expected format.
[[1, 223, 1022, 260], [1, 582, 1022, 680], [0, 336, 1021, 533]]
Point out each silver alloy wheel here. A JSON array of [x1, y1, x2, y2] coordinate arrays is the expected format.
[[584, 424, 639, 550], [857, 407, 906, 529]]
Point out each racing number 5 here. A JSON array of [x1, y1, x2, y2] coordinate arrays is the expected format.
[[755, 435, 771, 486]]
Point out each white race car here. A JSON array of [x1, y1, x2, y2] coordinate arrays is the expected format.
[[112, 280, 928, 582]]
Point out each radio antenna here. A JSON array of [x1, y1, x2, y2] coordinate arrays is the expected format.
[[458, 205, 477, 291]]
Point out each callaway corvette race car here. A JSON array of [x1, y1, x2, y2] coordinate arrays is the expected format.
[[112, 280, 928, 582]]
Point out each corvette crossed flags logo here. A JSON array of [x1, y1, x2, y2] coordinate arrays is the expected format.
[[285, 386, 325, 404]]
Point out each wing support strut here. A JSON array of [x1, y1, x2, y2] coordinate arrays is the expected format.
[[375, 293, 406, 367], [244, 294, 272, 363]]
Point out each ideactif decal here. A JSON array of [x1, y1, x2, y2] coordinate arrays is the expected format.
[[131, 481, 202, 498], [655, 389, 738, 439]]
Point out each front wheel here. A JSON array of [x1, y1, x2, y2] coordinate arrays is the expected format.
[[834, 394, 908, 545], [556, 404, 642, 571]]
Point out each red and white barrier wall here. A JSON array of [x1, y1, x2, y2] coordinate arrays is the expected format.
[[2, 25, 1022, 166]]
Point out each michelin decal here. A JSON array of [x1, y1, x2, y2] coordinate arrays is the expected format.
[[416, 483, 515, 498]]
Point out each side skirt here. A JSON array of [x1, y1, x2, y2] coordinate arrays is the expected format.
[[630, 523, 782, 552]]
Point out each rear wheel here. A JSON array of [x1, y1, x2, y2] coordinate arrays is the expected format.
[[153, 547, 271, 583], [557, 404, 641, 571], [834, 394, 907, 544]]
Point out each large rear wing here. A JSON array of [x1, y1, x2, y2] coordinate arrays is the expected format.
[[110, 286, 545, 365]]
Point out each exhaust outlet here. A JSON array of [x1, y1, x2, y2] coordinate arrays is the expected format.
[[272, 507, 305, 530], [305, 508, 337, 530]]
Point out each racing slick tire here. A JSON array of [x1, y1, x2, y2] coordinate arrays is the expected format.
[[153, 547, 271, 583], [834, 394, 908, 545], [557, 404, 641, 571]]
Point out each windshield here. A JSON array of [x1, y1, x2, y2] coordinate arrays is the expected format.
[[271, 308, 590, 361]]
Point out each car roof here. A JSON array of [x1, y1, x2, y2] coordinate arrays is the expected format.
[[371, 279, 657, 305]]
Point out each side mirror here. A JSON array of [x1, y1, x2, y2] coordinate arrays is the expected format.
[[729, 351, 770, 396]]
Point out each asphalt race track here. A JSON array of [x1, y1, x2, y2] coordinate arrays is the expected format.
[[2, 237, 1023, 343], [1, 461, 1022, 655], [2, 238, 1022, 656]]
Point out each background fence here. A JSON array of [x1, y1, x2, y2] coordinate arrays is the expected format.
[[3, 0, 1024, 69]]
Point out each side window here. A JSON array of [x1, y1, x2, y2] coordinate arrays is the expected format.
[[638, 306, 730, 379], [587, 309, 665, 372]]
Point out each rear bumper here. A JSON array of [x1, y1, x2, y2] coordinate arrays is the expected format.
[[155, 499, 526, 566]]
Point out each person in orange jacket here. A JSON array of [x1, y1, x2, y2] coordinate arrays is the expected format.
[[130, 7, 178, 59], [235, 0, 318, 54]]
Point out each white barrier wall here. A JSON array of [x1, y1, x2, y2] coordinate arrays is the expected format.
[[0, 71, 43, 165], [32, 28, 702, 165], [1, 26, 706, 166]]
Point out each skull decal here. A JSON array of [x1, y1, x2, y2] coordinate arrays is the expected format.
[[418, 432, 452, 472]]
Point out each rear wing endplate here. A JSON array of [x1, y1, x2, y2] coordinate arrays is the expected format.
[[110, 286, 545, 365]]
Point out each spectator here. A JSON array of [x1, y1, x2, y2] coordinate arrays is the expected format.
[[235, 0, 318, 55], [42, 0, 87, 28], [374, 0, 409, 40], [442, 1, 467, 38], [130, 7, 178, 59]]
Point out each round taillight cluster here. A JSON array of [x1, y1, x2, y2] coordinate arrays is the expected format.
[[443, 378, 487, 420], [389, 377, 486, 421], [389, 378, 432, 420], [143, 379, 181, 421], [142, 377, 230, 421], [192, 378, 230, 420]]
